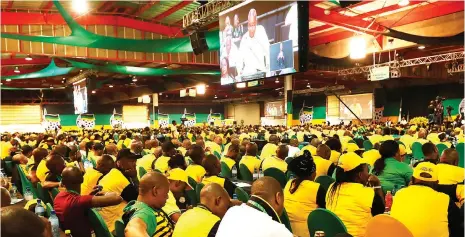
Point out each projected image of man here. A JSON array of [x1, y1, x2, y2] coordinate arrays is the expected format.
[[238, 9, 270, 77], [277, 43, 285, 69], [232, 14, 243, 47]]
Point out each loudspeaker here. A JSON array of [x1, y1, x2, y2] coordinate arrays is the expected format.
[[190, 31, 209, 55]]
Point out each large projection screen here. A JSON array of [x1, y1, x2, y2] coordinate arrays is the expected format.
[[339, 93, 373, 119], [219, 1, 301, 85]]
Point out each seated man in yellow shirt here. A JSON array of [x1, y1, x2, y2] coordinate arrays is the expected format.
[[262, 145, 288, 173], [154, 141, 177, 174], [314, 144, 336, 178], [173, 183, 230, 237], [1, 138, 18, 160], [81, 154, 115, 195], [239, 143, 261, 175], [185, 144, 206, 183], [221, 143, 240, 173], [165, 168, 194, 223], [436, 148, 465, 206], [260, 135, 279, 160]]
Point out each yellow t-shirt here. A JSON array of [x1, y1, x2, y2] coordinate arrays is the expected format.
[[436, 163, 464, 185], [427, 133, 440, 144], [185, 164, 206, 183], [313, 156, 333, 178], [391, 185, 449, 237], [205, 141, 222, 157], [80, 168, 103, 195], [137, 154, 156, 178], [162, 191, 181, 217], [177, 147, 187, 156], [261, 157, 287, 173], [400, 135, 415, 149], [368, 134, 383, 146], [239, 155, 261, 174], [202, 175, 226, 188], [1, 142, 12, 159], [300, 145, 317, 156], [284, 179, 320, 237], [97, 168, 130, 232], [154, 155, 171, 174], [36, 159, 49, 183], [172, 206, 220, 237], [325, 183, 374, 237], [221, 157, 236, 170], [260, 143, 278, 160], [329, 150, 341, 165]]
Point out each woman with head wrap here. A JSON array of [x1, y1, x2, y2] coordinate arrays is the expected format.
[[283, 150, 327, 237]]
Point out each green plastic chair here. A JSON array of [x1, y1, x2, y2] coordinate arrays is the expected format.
[[46, 203, 53, 217], [50, 188, 59, 201], [315, 175, 336, 191], [436, 143, 448, 157], [348, 140, 356, 144], [239, 164, 253, 182], [220, 161, 232, 178], [280, 208, 293, 233], [16, 165, 38, 198], [114, 219, 125, 237], [186, 177, 198, 205], [308, 208, 347, 237], [196, 183, 205, 203], [213, 151, 221, 159], [286, 171, 295, 181], [36, 182, 53, 205], [88, 209, 113, 237], [397, 140, 405, 146], [263, 168, 287, 188], [363, 140, 373, 151], [138, 166, 147, 179], [188, 177, 198, 190], [457, 143, 464, 168], [411, 142, 424, 160], [284, 157, 294, 164], [234, 187, 249, 203]]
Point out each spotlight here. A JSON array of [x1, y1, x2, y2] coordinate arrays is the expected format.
[[25, 55, 32, 61], [6, 79, 12, 82], [50, 86, 54, 89], [109, 85, 113, 88], [132, 78, 138, 82], [92, 90, 96, 94], [72, 0, 88, 14], [159, 93, 163, 95], [398, 0, 409, 6], [307, 83, 311, 88], [275, 78, 279, 83], [418, 45, 425, 50], [196, 84, 206, 95], [14, 67, 20, 73], [214, 95, 218, 99], [349, 36, 366, 59]]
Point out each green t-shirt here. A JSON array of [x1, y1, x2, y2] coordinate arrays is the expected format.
[[123, 201, 157, 236], [375, 157, 413, 193]]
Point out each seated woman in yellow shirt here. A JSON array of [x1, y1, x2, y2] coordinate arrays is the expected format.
[[326, 152, 385, 237], [284, 150, 326, 237], [202, 154, 237, 197], [185, 144, 206, 183]]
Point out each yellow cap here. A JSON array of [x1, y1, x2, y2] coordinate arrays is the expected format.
[[399, 144, 407, 156], [413, 162, 438, 182], [65, 230, 71, 234], [346, 143, 361, 152], [410, 125, 417, 131], [166, 168, 193, 190], [338, 152, 366, 172]]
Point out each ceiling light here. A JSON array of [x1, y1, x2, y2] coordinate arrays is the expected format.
[[92, 90, 96, 94], [72, 0, 88, 14], [109, 85, 113, 88], [236, 82, 246, 88], [196, 84, 206, 95], [349, 36, 366, 59], [418, 45, 425, 50], [307, 83, 311, 88], [214, 95, 218, 99], [275, 78, 279, 83], [6, 79, 11, 82], [398, 0, 409, 7], [14, 67, 20, 73], [164, 66, 168, 69], [132, 78, 138, 82], [50, 86, 54, 89], [25, 56, 32, 61], [159, 93, 163, 95]]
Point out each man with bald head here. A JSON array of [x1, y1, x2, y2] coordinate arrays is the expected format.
[[437, 148, 464, 185], [287, 138, 300, 158], [177, 139, 191, 156], [68, 144, 84, 172], [221, 143, 240, 173], [54, 166, 122, 237], [237, 8, 270, 77], [240, 142, 261, 175], [262, 144, 288, 173], [261, 135, 279, 160], [42, 154, 66, 189], [173, 183, 230, 237], [2, 206, 52, 237], [314, 144, 337, 178], [104, 143, 118, 158], [1, 187, 11, 208], [124, 172, 172, 237], [81, 154, 115, 195], [130, 140, 143, 156], [216, 177, 292, 237]]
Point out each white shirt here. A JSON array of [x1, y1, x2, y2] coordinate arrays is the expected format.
[[216, 204, 293, 237], [287, 145, 300, 158], [238, 25, 270, 76]]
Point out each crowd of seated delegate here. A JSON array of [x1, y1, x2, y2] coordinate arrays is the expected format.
[[0, 122, 463, 237]]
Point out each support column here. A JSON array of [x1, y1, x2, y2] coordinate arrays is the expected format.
[[284, 75, 293, 128], [152, 93, 158, 128]]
